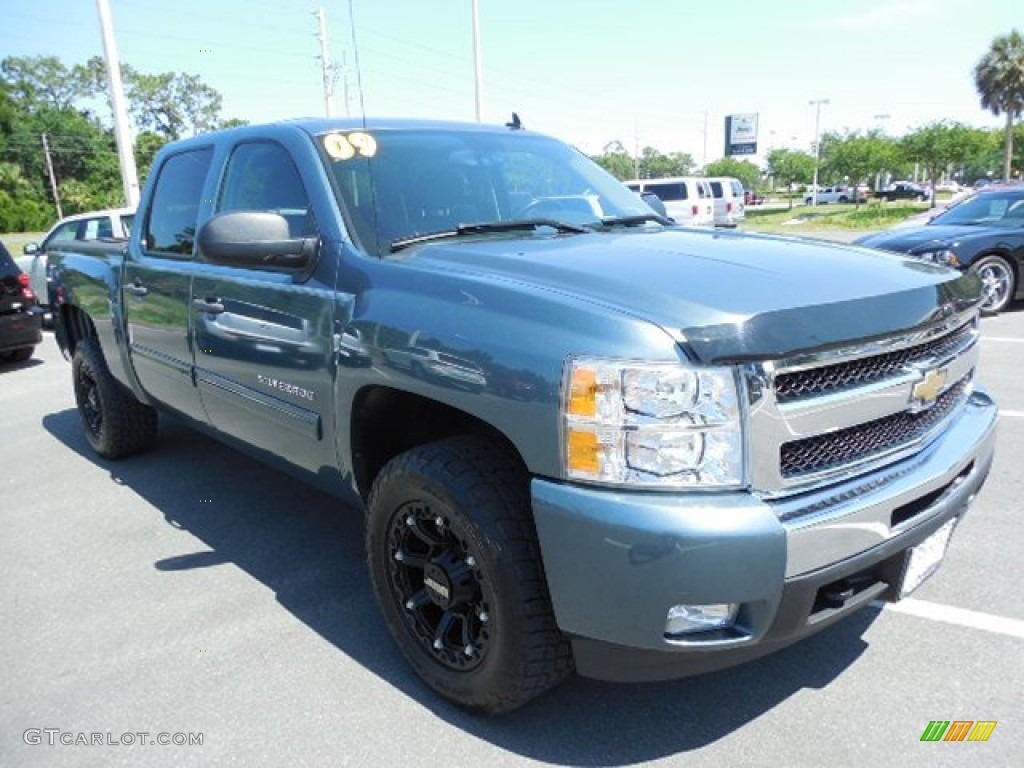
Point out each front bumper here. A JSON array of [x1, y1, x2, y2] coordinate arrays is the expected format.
[[531, 388, 997, 682]]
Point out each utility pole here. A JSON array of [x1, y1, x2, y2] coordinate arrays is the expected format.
[[314, 7, 334, 118], [95, 0, 140, 207], [809, 98, 829, 207], [471, 0, 483, 122], [41, 133, 63, 220]]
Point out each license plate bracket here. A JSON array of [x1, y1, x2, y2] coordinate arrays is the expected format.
[[898, 517, 958, 598]]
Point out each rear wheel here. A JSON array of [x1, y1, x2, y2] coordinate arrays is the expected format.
[[72, 337, 158, 458], [366, 435, 572, 713], [972, 254, 1016, 314]]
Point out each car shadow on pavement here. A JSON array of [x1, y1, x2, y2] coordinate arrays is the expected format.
[[0, 356, 44, 374], [43, 407, 879, 765]]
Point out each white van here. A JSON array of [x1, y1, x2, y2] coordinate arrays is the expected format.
[[706, 177, 746, 227], [625, 177, 714, 227]]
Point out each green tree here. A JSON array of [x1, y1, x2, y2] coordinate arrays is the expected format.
[[765, 149, 816, 209], [974, 29, 1024, 181], [590, 140, 636, 180], [134, 131, 169, 185], [702, 157, 761, 192], [1, 56, 98, 113], [123, 67, 223, 140], [638, 146, 695, 178], [820, 130, 899, 204], [902, 121, 985, 207]]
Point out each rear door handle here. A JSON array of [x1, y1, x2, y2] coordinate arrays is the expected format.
[[192, 298, 225, 315]]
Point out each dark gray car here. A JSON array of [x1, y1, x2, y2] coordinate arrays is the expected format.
[[857, 186, 1024, 313]]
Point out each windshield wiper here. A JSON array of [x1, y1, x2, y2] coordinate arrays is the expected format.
[[597, 214, 673, 228], [390, 219, 588, 252]]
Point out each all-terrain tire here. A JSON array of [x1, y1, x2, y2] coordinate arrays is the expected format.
[[366, 435, 573, 714], [72, 337, 158, 458]]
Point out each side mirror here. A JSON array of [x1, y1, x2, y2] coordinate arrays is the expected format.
[[197, 211, 317, 269], [23, 243, 39, 255]]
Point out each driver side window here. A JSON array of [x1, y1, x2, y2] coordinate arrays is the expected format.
[[218, 141, 317, 237]]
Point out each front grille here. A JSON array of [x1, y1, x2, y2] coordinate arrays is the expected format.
[[780, 376, 970, 479], [775, 322, 974, 403]]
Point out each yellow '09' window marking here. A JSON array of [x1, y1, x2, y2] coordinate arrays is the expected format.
[[323, 131, 378, 160]]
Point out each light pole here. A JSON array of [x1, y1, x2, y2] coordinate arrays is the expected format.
[[809, 98, 829, 206], [471, 0, 483, 122], [872, 114, 891, 191]]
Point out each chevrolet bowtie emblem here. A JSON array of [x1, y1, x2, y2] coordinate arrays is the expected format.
[[911, 367, 947, 408]]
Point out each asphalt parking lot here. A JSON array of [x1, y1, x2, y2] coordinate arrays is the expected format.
[[2, 308, 1021, 767]]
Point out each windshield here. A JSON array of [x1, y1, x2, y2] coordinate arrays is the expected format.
[[930, 191, 1024, 227], [320, 128, 657, 255]]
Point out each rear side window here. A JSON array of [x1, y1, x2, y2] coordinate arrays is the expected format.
[[709, 181, 724, 198], [647, 182, 685, 201], [145, 148, 214, 256], [731, 181, 744, 196]]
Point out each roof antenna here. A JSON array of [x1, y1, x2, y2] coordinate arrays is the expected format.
[[506, 112, 523, 130]]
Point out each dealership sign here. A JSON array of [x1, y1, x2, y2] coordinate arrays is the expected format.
[[725, 113, 758, 156]]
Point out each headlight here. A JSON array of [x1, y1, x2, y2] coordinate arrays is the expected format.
[[914, 248, 959, 267], [562, 358, 744, 488]]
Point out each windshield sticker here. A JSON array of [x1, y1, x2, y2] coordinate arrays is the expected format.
[[322, 131, 377, 160]]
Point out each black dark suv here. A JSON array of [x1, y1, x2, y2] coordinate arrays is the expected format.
[[1, 241, 43, 363]]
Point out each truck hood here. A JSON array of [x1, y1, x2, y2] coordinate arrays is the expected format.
[[856, 224, 1003, 251], [404, 228, 981, 363]]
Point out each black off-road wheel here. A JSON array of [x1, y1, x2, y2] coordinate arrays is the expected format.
[[366, 435, 572, 714], [72, 337, 158, 459]]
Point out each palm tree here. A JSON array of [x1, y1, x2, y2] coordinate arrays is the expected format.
[[974, 29, 1024, 182]]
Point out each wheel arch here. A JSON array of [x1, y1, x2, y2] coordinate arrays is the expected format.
[[55, 304, 97, 359], [349, 385, 528, 502]]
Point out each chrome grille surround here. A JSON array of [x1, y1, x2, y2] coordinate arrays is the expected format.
[[744, 314, 980, 499]]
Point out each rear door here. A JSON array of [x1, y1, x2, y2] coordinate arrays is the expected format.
[[124, 146, 214, 422], [191, 138, 338, 476]]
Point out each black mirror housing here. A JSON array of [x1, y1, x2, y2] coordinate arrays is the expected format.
[[197, 211, 317, 269]]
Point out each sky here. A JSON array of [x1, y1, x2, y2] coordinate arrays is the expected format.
[[4, 0, 1022, 165]]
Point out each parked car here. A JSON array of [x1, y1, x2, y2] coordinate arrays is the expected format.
[[1, 241, 44, 363], [706, 176, 746, 227], [856, 185, 1024, 313], [876, 182, 929, 202], [804, 185, 865, 205], [744, 190, 765, 206], [17, 207, 135, 315], [624, 177, 714, 226]]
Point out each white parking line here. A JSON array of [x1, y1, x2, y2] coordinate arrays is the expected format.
[[982, 336, 1024, 343], [871, 598, 1024, 639], [1001, 410, 1024, 418]]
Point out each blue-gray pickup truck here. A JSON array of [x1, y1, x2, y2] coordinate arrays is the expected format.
[[49, 118, 998, 713]]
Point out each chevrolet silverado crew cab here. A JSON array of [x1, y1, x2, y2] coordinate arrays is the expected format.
[[48, 118, 998, 714]]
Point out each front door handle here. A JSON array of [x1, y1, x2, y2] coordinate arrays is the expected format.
[[126, 281, 148, 297], [192, 298, 225, 315]]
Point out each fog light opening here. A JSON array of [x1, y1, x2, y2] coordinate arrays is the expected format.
[[664, 603, 738, 637]]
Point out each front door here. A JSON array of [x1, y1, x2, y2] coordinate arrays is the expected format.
[[192, 139, 337, 476]]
